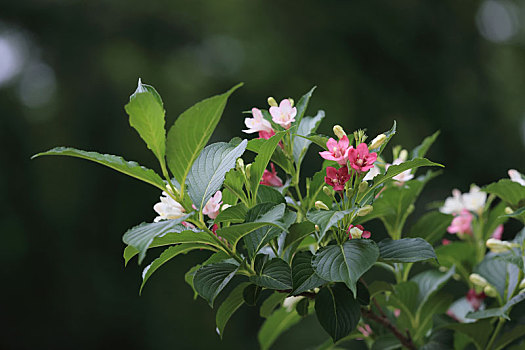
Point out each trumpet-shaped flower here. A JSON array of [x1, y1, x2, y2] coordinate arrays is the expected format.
[[260, 163, 283, 187], [346, 143, 377, 173], [447, 209, 473, 235], [269, 99, 296, 129], [509, 169, 525, 186], [347, 224, 371, 239], [258, 129, 275, 140], [202, 191, 222, 219], [153, 191, 185, 222], [325, 166, 350, 191], [243, 108, 273, 134], [319, 135, 351, 165]]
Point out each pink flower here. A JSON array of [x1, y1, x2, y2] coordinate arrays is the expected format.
[[466, 289, 486, 311], [347, 224, 371, 239], [243, 108, 273, 134], [346, 143, 378, 173], [269, 99, 296, 129], [491, 224, 503, 240], [258, 129, 275, 140], [260, 163, 283, 187], [319, 135, 351, 165], [182, 221, 196, 229], [393, 309, 401, 318], [357, 324, 373, 338], [325, 166, 350, 191], [211, 223, 219, 235], [442, 239, 452, 245], [508, 169, 525, 186], [447, 209, 473, 235], [202, 191, 222, 219]]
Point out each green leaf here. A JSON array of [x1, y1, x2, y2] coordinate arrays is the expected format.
[[388, 281, 419, 321], [444, 319, 493, 350], [122, 217, 191, 264], [294, 86, 316, 125], [297, 134, 330, 151], [223, 168, 249, 205], [306, 209, 352, 241], [315, 283, 361, 342], [244, 210, 295, 258], [258, 307, 302, 350], [284, 221, 316, 251], [306, 166, 332, 209], [251, 258, 293, 290], [140, 243, 215, 293], [214, 203, 247, 223], [378, 238, 437, 263], [166, 83, 242, 187], [124, 80, 166, 167], [371, 334, 402, 350], [356, 281, 371, 306], [217, 203, 286, 248], [407, 211, 451, 245], [246, 138, 293, 175], [193, 262, 238, 307], [466, 292, 525, 320], [370, 120, 396, 156], [216, 282, 249, 338], [292, 110, 325, 165], [257, 184, 286, 205], [292, 251, 326, 295], [186, 140, 247, 211], [502, 206, 525, 224], [312, 239, 379, 295], [366, 158, 443, 195], [184, 264, 200, 299], [260, 292, 287, 318], [475, 256, 509, 299], [493, 324, 525, 350], [414, 293, 453, 342], [484, 179, 525, 207], [32, 147, 166, 191], [435, 242, 477, 270], [248, 132, 286, 199], [296, 297, 310, 317], [411, 266, 455, 308], [243, 284, 262, 306], [411, 131, 440, 160]]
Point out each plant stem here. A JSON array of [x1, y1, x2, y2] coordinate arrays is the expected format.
[[361, 308, 416, 350], [485, 317, 505, 350]]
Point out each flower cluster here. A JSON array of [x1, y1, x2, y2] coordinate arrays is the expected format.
[[243, 98, 297, 138]]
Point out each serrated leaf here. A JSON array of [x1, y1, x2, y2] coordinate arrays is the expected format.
[[306, 209, 352, 242], [378, 238, 437, 263], [292, 110, 325, 165], [484, 179, 525, 207], [315, 283, 361, 342], [140, 243, 215, 293], [291, 251, 326, 295], [246, 138, 293, 175], [312, 239, 379, 296], [124, 80, 166, 167], [216, 282, 249, 338], [251, 258, 292, 290], [256, 185, 286, 205], [187, 140, 247, 211], [260, 292, 287, 318], [411, 266, 455, 308], [214, 203, 247, 223], [258, 307, 302, 350], [223, 168, 249, 205], [166, 83, 242, 187], [193, 262, 238, 307], [32, 147, 166, 190], [248, 132, 286, 199], [283, 221, 316, 251], [122, 216, 191, 264], [294, 86, 316, 125], [244, 210, 296, 258]]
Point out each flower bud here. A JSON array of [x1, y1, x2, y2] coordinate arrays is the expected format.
[[323, 186, 333, 196], [505, 207, 514, 215], [453, 273, 461, 281], [315, 224, 320, 232], [245, 164, 252, 178], [315, 201, 330, 210], [483, 285, 498, 298], [357, 205, 373, 217], [345, 187, 352, 198], [469, 273, 488, 287], [267, 97, 278, 107], [358, 181, 368, 193], [399, 149, 408, 162], [519, 278, 525, 290], [486, 238, 519, 253], [288, 98, 294, 107], [439, 266, 448, 272], [333, 125, 346, 140], [236, 158, 244, 171], [369, 133, 386, 150], [221, 204, 232, 211]]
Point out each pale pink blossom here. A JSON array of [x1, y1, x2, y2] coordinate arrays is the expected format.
[[389, 158, 414, 183], [363, 164, 381, 181], [442, 239, 452, 245], [153, 191, 185, 222], [509, 169, 525, 186], [243, 108, 273, 134], [491, 224, 503, 240], [319, 135, 351, 165], [202, 191, 222, 219], [447, 209, 473, 235], [393, 309, 401, 317], [260, 163, 283, 187], [269, 99, 296, 129], [357, 324, 373, 338], [346, 143, 377, 173]]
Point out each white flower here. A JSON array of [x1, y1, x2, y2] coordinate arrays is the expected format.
[[440, 189, 465, 214], [462, 185, 486, 214], [153, 191, 185, 222], [363, 164, 381, 181], [282, 296, 304, 312], [509, 169, 525, 186], [243, 108, 273, 134], [202, 191, 222, 219]]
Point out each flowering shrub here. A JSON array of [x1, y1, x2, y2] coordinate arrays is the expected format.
[[33, 81, 525, 349]]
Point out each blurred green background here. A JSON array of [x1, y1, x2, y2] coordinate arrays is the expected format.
[[1, 0, 525, 349]]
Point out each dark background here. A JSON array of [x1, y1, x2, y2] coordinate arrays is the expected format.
[[1, 1, 525, 349]]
